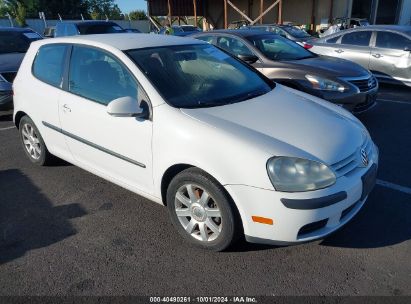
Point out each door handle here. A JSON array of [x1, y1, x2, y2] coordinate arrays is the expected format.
[[335, 49, 344, 53], [62, 104, 71, 113], [372, 53, 382, 58]]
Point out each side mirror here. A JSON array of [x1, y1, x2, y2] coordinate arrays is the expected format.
[[237, 54, 259, 64], [404, 46, 411, 52], [107, 96, 149, 119]]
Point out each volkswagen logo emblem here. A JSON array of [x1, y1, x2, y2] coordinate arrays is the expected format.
[[360, 148, 369, 167]]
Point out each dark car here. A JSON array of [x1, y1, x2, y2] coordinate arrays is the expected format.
[[192, 30, 378, 113], [54, 21, 125, 37], [158, 25, 201, 36], [248, 24, 314, 48], [0, 27, 42, 109], [124, 28, 141, 33]]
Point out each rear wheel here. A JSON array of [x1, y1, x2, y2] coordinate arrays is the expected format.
[[167, 168, 239, 251], [19, 116, 54, 166]]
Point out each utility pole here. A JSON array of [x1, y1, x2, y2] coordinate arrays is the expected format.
[[6, 12, 14, 27]]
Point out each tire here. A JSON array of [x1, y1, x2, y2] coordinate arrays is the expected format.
[[167, 167, 240, 251], [19, 116, 54, 166]]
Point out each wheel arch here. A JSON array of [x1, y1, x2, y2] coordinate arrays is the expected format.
[[160, 163, 245, 238], [14, 111, 28, 129]]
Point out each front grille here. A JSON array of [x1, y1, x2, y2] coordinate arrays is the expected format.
[[331, 136, 373, 177], [1, 72, 17, 83], [298, 219, 328, 238], [348, 76, 377, 92]]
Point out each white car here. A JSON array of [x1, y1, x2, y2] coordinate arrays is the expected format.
[[13, 34, 378, 251]]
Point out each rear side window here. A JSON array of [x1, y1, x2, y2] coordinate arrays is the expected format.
[[326, 36, 340, 43], [32, 45, 67, 87], [341, 31, 371, 46], [196, 36, 214, 43], [376, 32, 410, 50], [216, 36, 254, 56]]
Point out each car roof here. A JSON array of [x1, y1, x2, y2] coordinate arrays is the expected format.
[[322, 25, 411, 39], [35, 33, 205, 50], [194, 29, 269, 37], [361, 25, 411, 31], [57, 20, 119, 26], [0, 27, 35, 32]]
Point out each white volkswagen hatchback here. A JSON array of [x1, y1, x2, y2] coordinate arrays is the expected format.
[[14, 34, 378, 251]]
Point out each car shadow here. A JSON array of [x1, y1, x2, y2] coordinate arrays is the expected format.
[[320, 186, 411, 248], [0, 112, 13, 122], [0, 169, 87, 264]]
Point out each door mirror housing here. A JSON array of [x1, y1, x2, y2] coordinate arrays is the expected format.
[[237, 54, 259, 64], [107, 96, 148, 119]]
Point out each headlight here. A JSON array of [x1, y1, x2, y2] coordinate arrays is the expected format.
[[305, 75, 345, 92], [267, 157, 336, 192]]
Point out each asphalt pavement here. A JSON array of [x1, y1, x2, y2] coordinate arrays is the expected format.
[[0, 84, 410, 296]]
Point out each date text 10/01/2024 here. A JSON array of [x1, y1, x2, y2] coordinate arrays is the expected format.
[[150, 297, 258, 303]]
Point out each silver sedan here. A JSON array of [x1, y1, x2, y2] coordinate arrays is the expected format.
[[311, 25, 411, 86]]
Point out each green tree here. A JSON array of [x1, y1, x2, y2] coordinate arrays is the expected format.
[[128, 9, 147, 21], [0, 0, 37, 26], [85, 0, 123, 20], [36, 0, 88, 19]]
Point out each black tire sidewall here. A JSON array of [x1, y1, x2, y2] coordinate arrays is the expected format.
[[19, 116, 47, 166], [167, 168, 238, 251]]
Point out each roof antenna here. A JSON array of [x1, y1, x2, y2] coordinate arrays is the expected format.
[[105, 14, 109, 22], [81, 14, 85, 21], [58, 13, 63, 21]]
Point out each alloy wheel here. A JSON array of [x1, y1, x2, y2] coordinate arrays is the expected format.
[[21, 123, 42, 160], [174, 184, 222, 242]]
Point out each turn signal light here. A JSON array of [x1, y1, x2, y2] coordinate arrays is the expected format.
[[252, 216, 274, 225]]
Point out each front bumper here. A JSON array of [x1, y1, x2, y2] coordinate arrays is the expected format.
[[0, 82, 13, 109], [301, 79, 379, 114], [0, 91, 13, 109], [225, 161, 378, 245]]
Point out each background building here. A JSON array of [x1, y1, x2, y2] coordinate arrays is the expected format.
[[147, 0, 411, 30]]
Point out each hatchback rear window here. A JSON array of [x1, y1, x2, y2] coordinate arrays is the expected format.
[[32, 45, 67, 87]]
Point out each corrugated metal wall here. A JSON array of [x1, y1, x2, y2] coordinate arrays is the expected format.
[[149, 0, 204, 16]]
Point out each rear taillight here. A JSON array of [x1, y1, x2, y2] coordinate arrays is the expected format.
[[303, 43, 313, 49]]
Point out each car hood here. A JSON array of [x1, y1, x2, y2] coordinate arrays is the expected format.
[[181, 85, 365, 165], [0, 53, 25, 72], [282, 55, 369, 78]]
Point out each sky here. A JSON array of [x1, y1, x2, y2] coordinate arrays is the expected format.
[[115, 0, 147, 14]]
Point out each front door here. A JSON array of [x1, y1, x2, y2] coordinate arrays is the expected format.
[[59, 45, 153, 194], [337, 30, 373, 70], [370, 31, 411, 83]]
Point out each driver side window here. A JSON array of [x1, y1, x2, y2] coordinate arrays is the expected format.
[[69, 46, 138, 105], [216, 36, 254, 57]]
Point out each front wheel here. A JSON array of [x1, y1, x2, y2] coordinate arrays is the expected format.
[[167, 168, 240, 251]]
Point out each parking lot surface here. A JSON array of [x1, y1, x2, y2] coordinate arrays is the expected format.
[[0, 84, 410, 296]]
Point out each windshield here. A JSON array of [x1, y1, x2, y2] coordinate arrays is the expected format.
[[181, 26, 200, 32], [283, 26, 311, 38], [126, 44, 273, 108], [247, 34, 315, 61], [0, 31, 42, 54], [77, 23, 125, 35]]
